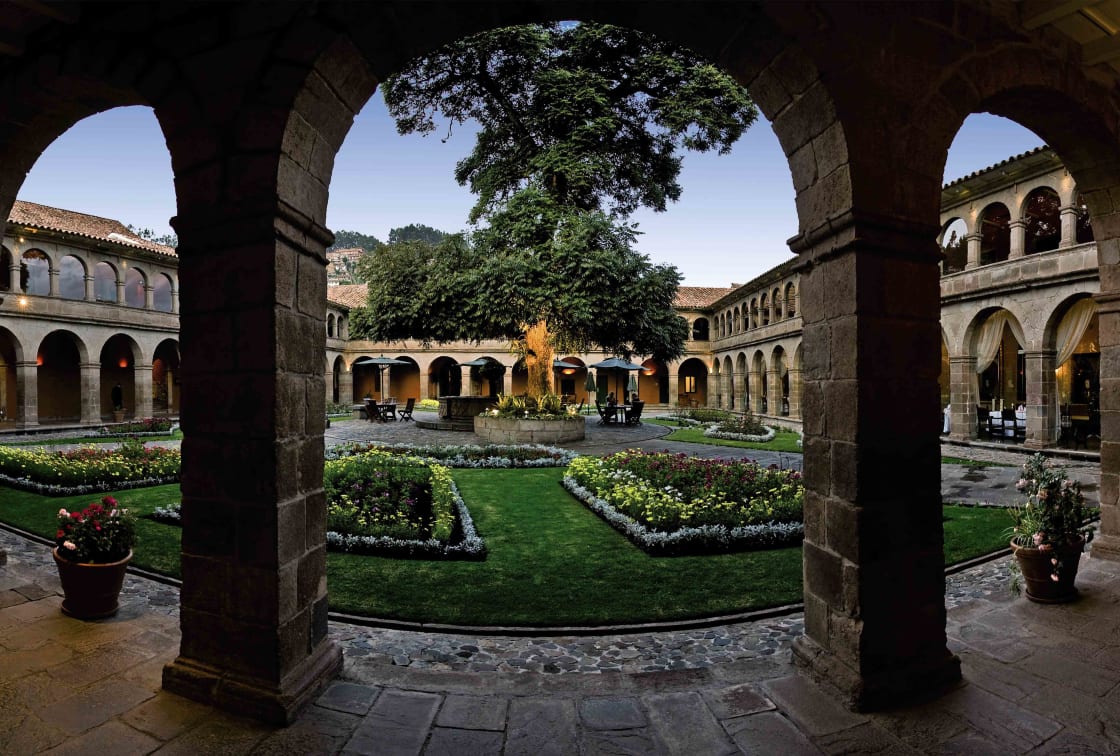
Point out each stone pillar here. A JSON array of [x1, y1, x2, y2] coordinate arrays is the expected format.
[[8, 260, 21, 295], [135, 364, 154, 419], [84, 275, 95, 301], [172, 286, 180, 314], [162, 208, 342, 724], [49, 267, 60, 297], [733, 371, 746, 411], [116, 278, 126, 304], [145, 284, 155, 310], [1008, 219, 1027, 259], [80, 362, 100, 424], [1060, 206, 1078, 248], [790, 220, 959, 711], [749, 369, 763, 414], [502, 369, 513, 398], [768, 368, 782, 416], [1092, 291, 1120, 562], [1023, 350, 1057, 449], [788, 367, 802, 419], [339, 369, 353, 405], [668, 372, 679, 407], [965, 232, 981, 270], [948, 356, 975, 442], [721, 371, 731, 409], [16, 360, 38, 428], [460, 365, 473, 396]]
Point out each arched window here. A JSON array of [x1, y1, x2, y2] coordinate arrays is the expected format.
[[979, 202, 1010, 265], [327, 313, 336, 338], [22, 249, 49, 295], [124, 268, 146, 307], [94, 262, 117, 302], [1076, 191, 1094, 244], [0, 246, 11, 291], [785, 282, 797, 318], [733, 307, 741, 333], [59, 256, 85, 299], [1023, 187, 1061, 254], [773, 288, 782, 319], [750, 299, 758, 328], [152, 273, 173, 312], [940, 217, 968, 273], [692, 318, 709, 340], [760, 294, 770, 326]]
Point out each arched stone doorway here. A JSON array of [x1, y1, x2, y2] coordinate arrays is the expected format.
[[37, 331, 83, 423], [428, 356, 461, 398], [100, 334, 140, 421], [638, 358, 667, 404], [152, 339, 181, 416], [676, 357, 707, 408]]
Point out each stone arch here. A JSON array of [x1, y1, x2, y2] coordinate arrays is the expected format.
[[93, 261, 118, 302], [691, 317, 709, 341], [978, 202, 1011, 265], [0, 245, 11, 291], [428, 355, 461, 399], [1074, 189, 1094, 245], [326, 313, 336, 338], [330, 355, 344, 404], [0, 324, 24, 421], [732, 306, 741, 333], [966, 307, 1026, 412], [759, 293, 770, 326], [637, 358, 666, 403], [773, 287, 783, 319], [784, 282, 797, 318], [21, 248, 50, 295], [557, 355, 588, 403], [152, 272, 174, 312], [123, 266, 147, 308], [58, 254, 87, 300], [100, 333, 142, 419], [735, 351, 749, 410], [389, 355, 421, 401], [1044, 294, 1100, 424], [940, 217, 968, 273], [152, 338, 180, 415], [750, 297, 759, 329], [37, 329, 87, 423], [752, 350, 768, 414], [771, 345, 789, 416], [1022, 186, 1061, 255], [677, 357, 707, 407]]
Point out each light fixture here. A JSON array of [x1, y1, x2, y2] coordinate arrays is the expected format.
[[18, 297, 27, 307], [119, 359, 128, 368], [561, 368, 575, 375]]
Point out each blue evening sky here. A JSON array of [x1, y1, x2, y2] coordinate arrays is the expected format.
[[16, 96, 1045, 287]]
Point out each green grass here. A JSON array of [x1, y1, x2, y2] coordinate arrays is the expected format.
[[10, 430, 183, 446], [940, 456, 1017, 469], [0, 484, 182, 576], [0, 473, 1014, 626], [646, 419, 803, 453]]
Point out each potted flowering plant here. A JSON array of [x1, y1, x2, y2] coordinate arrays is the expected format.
[[53, 496, 137, 618], [1007, 453, 1095, 603]]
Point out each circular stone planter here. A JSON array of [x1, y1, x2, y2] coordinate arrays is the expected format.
[[474, 415, 586, 444]]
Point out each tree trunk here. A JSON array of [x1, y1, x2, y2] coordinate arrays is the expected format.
[[523, 320, 554, 399]]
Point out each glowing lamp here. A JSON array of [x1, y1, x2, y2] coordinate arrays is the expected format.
[[119, 359, 129, 368], [35, 355, 43, 366]]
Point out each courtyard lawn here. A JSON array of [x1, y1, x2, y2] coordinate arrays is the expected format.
[[646, 419, 803, 453], [0, 472, 1015, 626], [8, 430, 184, 446]]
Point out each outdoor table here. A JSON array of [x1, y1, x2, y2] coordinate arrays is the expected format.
[[378, 402, 397, 422]]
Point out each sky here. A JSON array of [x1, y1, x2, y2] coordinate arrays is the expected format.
[[16, 96, 1047, 288]]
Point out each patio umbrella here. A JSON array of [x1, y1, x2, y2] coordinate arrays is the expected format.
[[352, 355, 408, 399], [628, 373, 638, 399], [590, 357, 643, 401]]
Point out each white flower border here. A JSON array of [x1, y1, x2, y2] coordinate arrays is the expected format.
[[325, 442, 577, 468], [149, 481, 487, 561], [0, 472, 179, 497], [561, 476, 803, 555], [702, 423, 776, 442]]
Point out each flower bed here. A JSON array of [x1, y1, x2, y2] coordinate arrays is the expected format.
[[0, 443, 181, 495], [703, 424, 776, 442], [96, 417, 175, 436], [563, 450, 803, 555], [326, 442, 577, 468]]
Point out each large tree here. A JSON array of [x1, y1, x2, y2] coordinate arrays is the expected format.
[[360, 21, 757, 396]]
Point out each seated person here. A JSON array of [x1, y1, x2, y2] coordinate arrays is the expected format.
[[604, 392, 618, 422]]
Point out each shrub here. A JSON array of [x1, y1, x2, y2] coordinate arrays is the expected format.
[[55, 496, 137, 563], [95, 417, 174, 436], [0, 443, 180, 495], [326, 442, 576, 467], [715, 412, 768, 436], [489, 393, 566, 418]]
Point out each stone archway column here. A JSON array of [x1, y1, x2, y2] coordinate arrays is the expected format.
[[733, 371, 746, 411], [1008, 219, 1027, 259], [790, 220, 960, 711], [172, 287, 180, 314], [502, 369, 512, 397], [84, 274, 94, 301], [749, 369, 762, 414], [460, 365, 473, 396], [787, 367, 802, 419], [80, 362, 100, 425], [339, 369, 353, 405], [1023, 350, 1057, 449], [948, 355, 975, 442], [15, 360, 37, 428], [1092, 291, 1120, 561], [162, 207, 342, 724], [134, 364, 153, 419], [48, 268, 60, 297], [668, 372, 679, 407], [8, 260, 21, 295], [116, 279, 126, 304], [145, 284, 155, 310], [1060, 206, 1079, 248], [767, 368, 782, 416], [965, 232, 981, 270]]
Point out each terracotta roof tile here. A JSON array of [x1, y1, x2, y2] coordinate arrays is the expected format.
[[674, 286, 736, 309], [327, 283, 368, 309], [8, 200, 177, 257]]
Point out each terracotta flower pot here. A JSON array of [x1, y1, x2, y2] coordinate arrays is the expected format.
[[1010, 539, 1084, 604], [52, 547, 132, 619]]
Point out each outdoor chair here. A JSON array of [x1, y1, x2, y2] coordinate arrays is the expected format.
[[975, 406, 990, 439], [364, 398, 377, 423], [398, 397, 415, 421], [575, 399, 584, 417], [595, 401, 616, 425], [625, 400, 644, 425]]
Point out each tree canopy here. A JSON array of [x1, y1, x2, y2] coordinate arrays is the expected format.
[[388, 223, 448, 245], [328, 229, 383, 252], [357, 22, 756, 394]]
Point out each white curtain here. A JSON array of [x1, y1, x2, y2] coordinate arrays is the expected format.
[[970, 312, 1026, 410], [1052, 298, 1098, 440]]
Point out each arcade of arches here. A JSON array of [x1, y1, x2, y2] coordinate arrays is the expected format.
[[7, 0, 1120, 726]]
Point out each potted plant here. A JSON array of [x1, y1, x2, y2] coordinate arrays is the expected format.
[[1007, 453, 1095, 603], [53, 496, 137, 619]]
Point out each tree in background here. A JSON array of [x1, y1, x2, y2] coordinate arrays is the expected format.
[[388, 223, 448, 245], [328, 230, 383, 252], [359, 21, 756, 396]]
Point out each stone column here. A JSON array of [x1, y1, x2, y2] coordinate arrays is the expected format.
[[965, 232, 981, 270], [1092, 291, 1120, 562], [460, 365, 472, 396], [1023, 350, 1057, 449], [162, 207, 342, 724], [720, 371, 731, 409], [668, 372, 679, 407], [787, 367, 802, 419], [49, 267, 60, 297], [948, 356, 975, 442], [145, 284, 155, 310], [749, 369, 763, 414], [172, 286, 180, 314], [790, 219, 959, 711], [733, 371, 746, 411], [8, 260, 21, 295], [135, 364, 154, 419], [80, 362, 100, 424], [502, 369, 513, 398], [16, 360, 38, 428], [1060, 206, 1078, 248], [768, 368, 782, 416], [1008, 219, 1027, 259], [84, 274, 95, 301], [339, 369, 353, 405], [116, 278, 126, 304]]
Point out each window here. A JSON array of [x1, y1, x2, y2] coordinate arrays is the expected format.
[[683, 375, 696, 393]]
